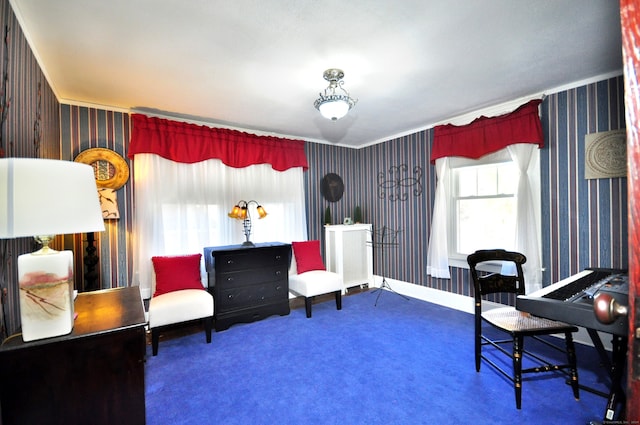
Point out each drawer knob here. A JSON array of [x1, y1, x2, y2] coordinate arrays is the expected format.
[[275, 255, 282, 260], [275, 270, 281, 276], [228, 294, 233, 299], [227, 259, 234, 264], [226, 277, 234, 282]]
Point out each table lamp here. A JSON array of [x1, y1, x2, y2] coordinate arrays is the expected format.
[[0, 158, 105, 342], [228, 200, 267, 246]]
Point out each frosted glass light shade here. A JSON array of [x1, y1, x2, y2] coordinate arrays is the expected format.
[[0, 158, 105, 238], [318, 99, 350, 121]]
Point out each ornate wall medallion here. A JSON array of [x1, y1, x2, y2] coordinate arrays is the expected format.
[[74, 148, 130, 189], [585, 130, 627, 179], [75, 148, 129, 219]]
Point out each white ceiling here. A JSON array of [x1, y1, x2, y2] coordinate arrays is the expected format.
[[9, 0, 623, 148]]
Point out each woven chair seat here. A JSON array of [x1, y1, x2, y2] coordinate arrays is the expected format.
[[483, 306, 577, 334]]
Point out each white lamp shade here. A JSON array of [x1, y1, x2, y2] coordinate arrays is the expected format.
[[319, 99, 350, 121], [0, 158, 105, 238]]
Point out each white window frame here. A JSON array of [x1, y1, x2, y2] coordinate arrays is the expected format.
[[446, 148, 541, 273]]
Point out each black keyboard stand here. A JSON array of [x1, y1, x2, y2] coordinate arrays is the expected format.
[[585, 331, 627, 425]]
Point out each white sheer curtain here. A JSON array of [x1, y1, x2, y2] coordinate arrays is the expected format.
[[132, 153, 308, 298], [426, 157, 451, 279], [426, 146, 541, 291], [508, 143, 542, 292]]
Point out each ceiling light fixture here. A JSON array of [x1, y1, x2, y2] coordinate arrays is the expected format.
[[314, 68, 357, 121]]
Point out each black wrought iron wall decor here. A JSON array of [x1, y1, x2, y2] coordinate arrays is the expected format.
[[377, 164, 423, 201]]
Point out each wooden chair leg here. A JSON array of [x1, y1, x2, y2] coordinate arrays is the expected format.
[[204, 317, 213, 344], [305, 297, 312, 318], [513, 335, 523, 409], [151, 329, 159, 356], [475, 310, 482, 372], [565, 332, 580, 399], [335, 291, 342, 310]]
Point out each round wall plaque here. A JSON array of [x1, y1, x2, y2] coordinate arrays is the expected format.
[[74, 148, 130, 189], [321, 173, 344, 202]]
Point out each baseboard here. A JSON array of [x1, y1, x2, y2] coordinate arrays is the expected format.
[[370, 275, 612, 350], [370, 275, 474, 314]]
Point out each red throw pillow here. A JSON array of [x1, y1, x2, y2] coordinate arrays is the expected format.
[[152, 254, 204, 297], [292, 240, 326, 274]]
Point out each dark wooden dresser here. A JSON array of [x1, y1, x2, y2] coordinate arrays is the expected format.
[[0, 286, 147, 425], [204, 242, 291, 331]]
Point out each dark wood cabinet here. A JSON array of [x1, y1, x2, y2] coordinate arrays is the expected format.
[[204, 242, 291, 331], [0, 286, 147, 425]]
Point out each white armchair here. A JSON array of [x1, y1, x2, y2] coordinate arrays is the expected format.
[[288, 241, 344, 318], [147, 254, 214, 355]]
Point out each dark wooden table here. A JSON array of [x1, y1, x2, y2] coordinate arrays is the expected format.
[[0, 286, 147, 425]]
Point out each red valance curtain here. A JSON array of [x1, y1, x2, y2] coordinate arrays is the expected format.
[[431, 99, 543, 163], [128, 114, 308, 171]]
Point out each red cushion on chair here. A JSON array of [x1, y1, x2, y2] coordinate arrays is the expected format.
[[292, 240, 326, 274], [152, 254, 204, 297]]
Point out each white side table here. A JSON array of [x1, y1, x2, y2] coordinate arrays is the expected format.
[[324, 224, 373, 292]]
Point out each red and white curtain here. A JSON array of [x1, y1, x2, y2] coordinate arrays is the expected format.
[[426, 100, 544, 292], [129, 115, 309, 298]]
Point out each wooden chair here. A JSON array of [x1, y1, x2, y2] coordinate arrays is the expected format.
[[467, 249, 580, 409]]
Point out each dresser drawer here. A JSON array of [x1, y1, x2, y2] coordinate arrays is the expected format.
[[217, 280, 287, 312], [216, 266, 286, 288], [215, 247, 289, 272]]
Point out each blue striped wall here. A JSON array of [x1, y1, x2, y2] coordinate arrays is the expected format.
[[305, 136, 437, 287], [57, 75, 628, 311], [60, 106, 133, 291], [1, 0, 627, 334], [9, 80, 629, 335], [0, 0, 60, 336], [541, 77, 627, 285], [307, 77, 628, 299]]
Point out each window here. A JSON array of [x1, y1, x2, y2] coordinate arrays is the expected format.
[[132, 155, 308, 298], [450, 160, 517, 261], [445, 147, 541, 270]]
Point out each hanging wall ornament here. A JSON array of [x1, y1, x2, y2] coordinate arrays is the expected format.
[[320, 173, 344, 202], [75, 148, 129, 219]]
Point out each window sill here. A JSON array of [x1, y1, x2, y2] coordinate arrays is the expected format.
[[449, 257, 502, 274]]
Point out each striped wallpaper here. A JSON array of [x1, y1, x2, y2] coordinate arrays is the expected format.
[[307, 76, 628, 298], [60, 106, 133, 292], [0, 0, 60, 336], [541, 77, 628, 284], [0, 0, 628, 335]]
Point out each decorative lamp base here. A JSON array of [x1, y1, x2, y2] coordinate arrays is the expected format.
[[18, 250, 74, 342]]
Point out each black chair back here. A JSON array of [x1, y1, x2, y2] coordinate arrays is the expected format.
[[467, 249, 527, 301]]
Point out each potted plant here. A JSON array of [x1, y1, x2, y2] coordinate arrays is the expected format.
[[353, 205, 362, 223], [324, 206, 332, 225]]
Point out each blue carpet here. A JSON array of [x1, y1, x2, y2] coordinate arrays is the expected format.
[[145, 291, 610, 424]]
